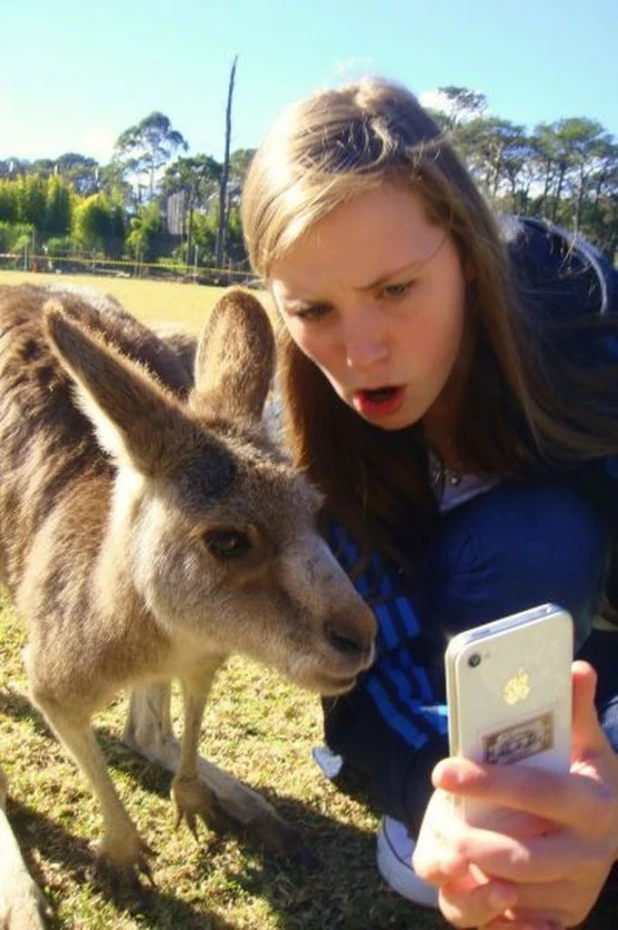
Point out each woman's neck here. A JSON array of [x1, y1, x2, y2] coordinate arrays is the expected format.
[[423, 425, 460, 469], [422, 324, 474, 469], [422, 391, 463, 468]]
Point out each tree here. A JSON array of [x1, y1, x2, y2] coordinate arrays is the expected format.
[[56, 153, 100, 196], [161, 154, 221, 260], [0, 159, 30, 180], [558, 119, 611, 234], [0, 181, 20, 224], [125, 202, 162, 263], [31, 159, 56, 180], [426, 86, 487, 132], [455, 117, 528, 199], [97, 162, 133, 208], [72, 192, 117, 253], [20, 175, 47, 228], [499, 135, 539, 215], [190, 210, 217, 261], [229, 148, 256, 186], [586, 142, 618, 254], [44, 175, 72, 237], [529, 118, 608, 226], [113, 112, 188, 202], [216, 55, 238, 268], [160, 154, 221, 203]]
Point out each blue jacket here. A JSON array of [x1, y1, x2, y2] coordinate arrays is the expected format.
[[322, 217, 618, 832]]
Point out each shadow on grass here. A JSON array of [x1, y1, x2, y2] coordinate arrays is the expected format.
[[7, 796, 237, 930], [0, 683, 52, 738], [47, 723, 446, 929], [4, 696, 618, 929]]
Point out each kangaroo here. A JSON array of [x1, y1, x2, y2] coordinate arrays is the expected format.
[[0, 283, 376, 925]]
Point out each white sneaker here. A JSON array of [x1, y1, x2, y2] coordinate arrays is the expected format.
[[376, 816, 439, 908], [311, 744, 344, 780]]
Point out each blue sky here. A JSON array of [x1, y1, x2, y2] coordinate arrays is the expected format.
[[2, 0, 617, 164]]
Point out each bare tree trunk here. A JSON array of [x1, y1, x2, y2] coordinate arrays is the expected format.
[[573, 165, 586, 236], [538, 157, 553, 214], [215, 55, 238, 271], [552, 163, 567, 222]]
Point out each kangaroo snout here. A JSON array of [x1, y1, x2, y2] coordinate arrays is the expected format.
[[324, 609, 376, 669]]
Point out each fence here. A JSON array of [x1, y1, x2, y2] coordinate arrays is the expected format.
[[0, 250, 256, 287]]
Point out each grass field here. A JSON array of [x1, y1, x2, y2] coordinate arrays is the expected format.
[[0, 268, 248, 331], [0, 269, 617, 929]]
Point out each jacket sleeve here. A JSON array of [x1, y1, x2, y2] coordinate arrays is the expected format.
[[506, 217, 618, 619]]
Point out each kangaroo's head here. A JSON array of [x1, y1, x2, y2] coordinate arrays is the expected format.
[[43, 288, 376, 695]]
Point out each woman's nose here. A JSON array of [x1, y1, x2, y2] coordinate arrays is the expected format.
[[343, 312, 389, 370]]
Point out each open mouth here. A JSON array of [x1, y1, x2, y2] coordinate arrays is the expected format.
[[354, 385, 404, 417], [365, 387, 398, 402]]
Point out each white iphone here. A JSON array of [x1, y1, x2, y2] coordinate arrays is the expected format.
[[445, 603, 574, 829]]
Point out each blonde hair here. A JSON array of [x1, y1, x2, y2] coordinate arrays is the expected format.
[[245, 79, 496, 275], [242, 76, 618, 569]]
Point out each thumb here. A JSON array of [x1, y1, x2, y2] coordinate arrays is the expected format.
[[571, 660, 606, 761]]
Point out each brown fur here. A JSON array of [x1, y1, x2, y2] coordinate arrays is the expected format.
[[0, 283, 375, 917]]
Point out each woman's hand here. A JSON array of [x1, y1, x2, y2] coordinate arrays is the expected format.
[[412, 662, 618, 928]]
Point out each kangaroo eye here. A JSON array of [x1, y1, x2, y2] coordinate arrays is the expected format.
[[203, 529, 252, 560]]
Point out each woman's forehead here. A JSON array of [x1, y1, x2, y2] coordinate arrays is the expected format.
[[270, 184, 447, 297]]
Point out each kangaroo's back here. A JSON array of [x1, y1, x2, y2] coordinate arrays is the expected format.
[[0, 284, 192, 592]]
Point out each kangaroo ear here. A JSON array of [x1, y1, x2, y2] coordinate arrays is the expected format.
[[191, 288, 275, 422], [43, 300, 195, 475]]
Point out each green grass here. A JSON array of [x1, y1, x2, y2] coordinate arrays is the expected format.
[[0, 595, 444, 930], [0, 269, 617, 928], [0, 267, 250, 329]]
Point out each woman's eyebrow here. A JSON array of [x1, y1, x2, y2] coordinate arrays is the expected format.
[[355, 260, 421, 293], [284, 297, 331, 313], [356, 235, 448, 293]]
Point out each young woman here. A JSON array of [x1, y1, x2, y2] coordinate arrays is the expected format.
[[241, 76, 618, 928]]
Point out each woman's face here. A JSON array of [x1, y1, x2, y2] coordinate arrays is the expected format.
[[269, 183, 469, 432]]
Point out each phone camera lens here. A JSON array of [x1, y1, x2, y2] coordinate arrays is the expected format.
[[468, 652, 482, 668]]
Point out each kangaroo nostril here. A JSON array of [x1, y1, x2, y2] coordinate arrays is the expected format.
[[325, 623, 365, 657]]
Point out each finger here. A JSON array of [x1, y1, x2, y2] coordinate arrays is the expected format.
[[571, 661, 610, 760], [441, 825, 598, 884], [438, 875, 517, 929], [412, 788, 472, 882], [413, 805, 551, 884], [432, 755, 606, 829], [412, 844, 470, 884], [502, 878, 571, 912]]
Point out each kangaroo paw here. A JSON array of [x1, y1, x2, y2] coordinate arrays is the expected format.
[[171, 775, 239, 839], [92, 834, 155, 907]]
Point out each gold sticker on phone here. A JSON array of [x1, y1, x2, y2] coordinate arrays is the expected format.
[[503, 669, 531, 705], [483, 712, 554, 765]]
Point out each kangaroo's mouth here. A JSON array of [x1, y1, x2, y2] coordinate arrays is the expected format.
[[318, 673, 359, 696]]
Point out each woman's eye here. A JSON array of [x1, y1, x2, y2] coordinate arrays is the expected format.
[[295, 304, 331, 322], [203, 529, 252, 561], [381, 281, 413, 299]]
